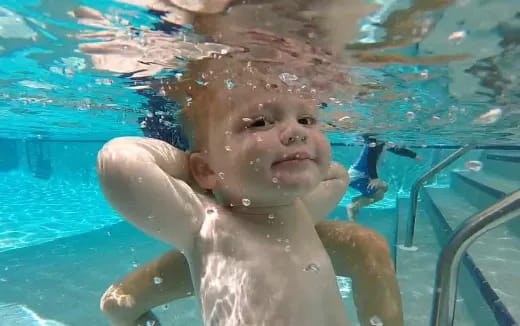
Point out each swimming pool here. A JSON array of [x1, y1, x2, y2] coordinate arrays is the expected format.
[[1, 0, 520, 325]]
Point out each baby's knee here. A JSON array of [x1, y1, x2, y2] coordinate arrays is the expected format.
[[100, 284, 137, 316]]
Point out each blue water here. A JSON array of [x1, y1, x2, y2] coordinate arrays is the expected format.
[[1, 0, 519, 325], [0, 139, 436, 252]]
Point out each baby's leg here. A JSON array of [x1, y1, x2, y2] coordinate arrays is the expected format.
[[315, 221, 403, 326], [100, 250, 193, 326]]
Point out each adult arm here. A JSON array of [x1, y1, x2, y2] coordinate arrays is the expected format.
[[387, 146, 417, 159], [100, 250, 193, 326]]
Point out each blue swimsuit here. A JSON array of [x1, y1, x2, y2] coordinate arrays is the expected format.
[[349, 141, 417, 197]]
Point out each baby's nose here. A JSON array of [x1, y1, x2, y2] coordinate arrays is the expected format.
[[280, 124, 308, 146]]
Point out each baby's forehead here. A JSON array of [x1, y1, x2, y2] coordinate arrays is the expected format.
[[242, 92, 319, 113]]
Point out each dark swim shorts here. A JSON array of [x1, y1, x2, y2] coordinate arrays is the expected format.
[[349, 177, 378, 197]]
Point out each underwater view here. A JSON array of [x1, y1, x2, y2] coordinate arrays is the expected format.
[[0, 0, 519, 325]]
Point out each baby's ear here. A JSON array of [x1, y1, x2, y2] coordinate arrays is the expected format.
[[189, 152, 217, 190]]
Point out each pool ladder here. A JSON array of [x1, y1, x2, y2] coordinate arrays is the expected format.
[[405, 144, 475, 247], [401, 144, 520, 326], [429, 189, 520, 326]]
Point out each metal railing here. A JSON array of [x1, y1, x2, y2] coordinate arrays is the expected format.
[[405, 144, 476, 247], [430, 189, 520, 326]]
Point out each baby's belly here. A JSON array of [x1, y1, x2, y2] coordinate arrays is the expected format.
[[193, 236, 349, 326]]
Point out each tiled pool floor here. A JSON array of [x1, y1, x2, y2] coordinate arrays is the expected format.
[[0, 220, 362, 326], [0, 222, 188, 326], [0, 172, 120, 253]]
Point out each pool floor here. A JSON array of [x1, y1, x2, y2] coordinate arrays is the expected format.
[[0, 206, 405, 326]]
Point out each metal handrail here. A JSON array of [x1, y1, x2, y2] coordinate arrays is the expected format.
[[405, 144, 475, 247], [430, 189, 520, 326]]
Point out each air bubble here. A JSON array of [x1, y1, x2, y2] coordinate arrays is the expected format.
[[225, 146, 232, 151], [465, 160, 483, 172], [279, 72, 298, 85], [304, 263, 320, 272], [242, 198, 251, 206], [153, 277, 163, 285], [406, 111, 415, 121], [448, 30, 467, 42], [225, 79, 234, 89], [218, 172, 225, 179], [272, 177, 279, 183], [268, 213, 275, 219], [472, 108, 502, 125], [370, 315, 383, 326]]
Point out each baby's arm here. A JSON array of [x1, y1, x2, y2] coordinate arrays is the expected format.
[[301, 161, 349, 223], [301, 161, 403, 325], [316, 221, 403, 326], [97, 137, 207, 252], [100, 250, 193, 326]]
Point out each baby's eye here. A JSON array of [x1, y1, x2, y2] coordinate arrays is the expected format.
[[246, 116, 273, 129], [298, 116, 317, 125]]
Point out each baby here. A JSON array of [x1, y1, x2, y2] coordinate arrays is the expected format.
[[97, 56, 403, 326]]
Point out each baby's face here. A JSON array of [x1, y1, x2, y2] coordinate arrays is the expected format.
[[204, 87, 331, 207]]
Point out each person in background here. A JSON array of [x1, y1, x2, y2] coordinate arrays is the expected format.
[[347, 134, 424, 220]]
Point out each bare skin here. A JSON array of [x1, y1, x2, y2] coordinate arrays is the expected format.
[[98, 91, 351, 325], [97, 59, 403, 325], [100, 221, 401, 326], [95, 2, 404, 324]]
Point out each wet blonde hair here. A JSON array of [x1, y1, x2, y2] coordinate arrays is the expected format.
[[165, 56, 298, 151], [164, 50, 351, 151]]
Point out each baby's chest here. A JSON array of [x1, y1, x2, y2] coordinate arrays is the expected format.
[[196, 222, 336, 293], [194, 226, 342, 325]]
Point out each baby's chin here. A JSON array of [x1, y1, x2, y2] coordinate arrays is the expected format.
[[270, 169, 322, 190]]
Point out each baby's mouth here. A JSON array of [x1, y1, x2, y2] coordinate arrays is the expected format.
[[272, 152, 314, 166]]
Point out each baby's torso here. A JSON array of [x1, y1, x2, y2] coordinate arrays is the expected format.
[[188, 204, 349, 326]]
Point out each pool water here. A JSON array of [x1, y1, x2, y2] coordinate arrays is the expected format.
[[1, 0, 520, 325]]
